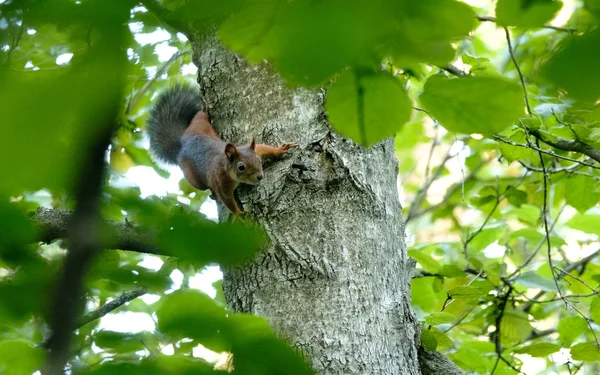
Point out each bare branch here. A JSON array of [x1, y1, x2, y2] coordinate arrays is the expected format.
[[40, 286, 148, 349], [492, 134, 600, 170]]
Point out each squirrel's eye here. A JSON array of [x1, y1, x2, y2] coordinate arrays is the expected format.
[[237, 163, 246, 172]]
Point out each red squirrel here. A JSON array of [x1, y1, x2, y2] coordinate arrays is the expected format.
[[147, 83, 296, 215]]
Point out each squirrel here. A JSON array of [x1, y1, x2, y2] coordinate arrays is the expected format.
[[146, 83, 297, 216]]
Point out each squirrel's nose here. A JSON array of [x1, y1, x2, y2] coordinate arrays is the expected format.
[[257, 174, 263, 181]]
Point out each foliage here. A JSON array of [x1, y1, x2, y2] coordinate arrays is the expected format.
[[0, 0, 599, 374]]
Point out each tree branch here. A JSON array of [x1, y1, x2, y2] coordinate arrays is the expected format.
[[418, 346, 467, 375], [530, 129, 600, 164], [32, 208, 159, 255], [40, 286, 148, 349], [475, 14, 577, 33]]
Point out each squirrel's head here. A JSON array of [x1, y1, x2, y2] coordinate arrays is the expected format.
[[225, 139, 264, 184]]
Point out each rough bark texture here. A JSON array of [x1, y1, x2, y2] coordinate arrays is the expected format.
[[193, 37, 420, 374]]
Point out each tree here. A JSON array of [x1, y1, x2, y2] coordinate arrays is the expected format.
[[1, 1, 599, 375]]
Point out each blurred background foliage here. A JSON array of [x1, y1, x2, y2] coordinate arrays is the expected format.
[[0, 0, 599, 374]]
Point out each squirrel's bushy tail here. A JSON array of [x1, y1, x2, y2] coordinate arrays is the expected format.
[[147, 83, 202, 164]]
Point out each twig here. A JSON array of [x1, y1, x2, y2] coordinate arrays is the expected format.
[[409, 160, 490, 220], [475, 15, 577, 33], [530, 129, 600, 164], [522, 250, 599, 312], [442, 64, 466, 76], [492, 134, 600, 170], [40, 286, 148, 349], [508, 203, 566, 279], [126, 49, 190, 114], [503, 27, 532, 115], [406, 148, 454, 222]]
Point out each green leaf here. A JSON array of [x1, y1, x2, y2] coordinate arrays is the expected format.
[[514, 342, 561, 357], [408, 250, 442, 274], [505, 186, 528, 207], [326, 70, 412, 146], [500, 309, 532, 345], [541, 29, 600, 101], [0, 340, 45, 375], [570, 342, 600, 362], [515, 271, 557, 292], [448, 286, 486, 300], [420, 75, 525, 134], [566, 214, 600, 236], [425, 312, 456, 326], [421, 328, 438, 351], [439, 265, 466, 278], [565, 174, 600, 213], [498, 128, 538, 163], [558, 316, 588, 346], [591, 298, 600, 324], [157, 289, 230, 352], [94, 331, 148, 353], [496, 0, 562, 27], [432, 330, 455, 350]]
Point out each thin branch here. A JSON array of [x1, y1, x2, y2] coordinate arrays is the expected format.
[[530, 129, 600, 164], [442, 64, 466, 76], [475, 14, 577, 33], [126, 49, 191, 114], [409, 160, 491, 220], [492, 134, 600, 170], [522, 250, 599, 312], [32, 208, 159, 255], [504, 27, 532, 115], [508, 203, 566, 279], [406, 147, 454, 222], [40, 286, 148, 349]]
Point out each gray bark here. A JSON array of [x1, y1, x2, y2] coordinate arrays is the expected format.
[[193, 37, 421, 374]]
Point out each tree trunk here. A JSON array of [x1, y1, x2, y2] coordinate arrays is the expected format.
[[193, 37, 421, 374]]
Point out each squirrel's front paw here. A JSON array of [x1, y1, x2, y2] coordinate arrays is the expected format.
[[279, 142, 298, 154]]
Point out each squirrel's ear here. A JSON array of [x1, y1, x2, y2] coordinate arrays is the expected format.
[[249, 138, 256, 151], [224, 143, 238, 162]]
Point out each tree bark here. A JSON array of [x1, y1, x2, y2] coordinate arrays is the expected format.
[[194, 37, 421, 374]]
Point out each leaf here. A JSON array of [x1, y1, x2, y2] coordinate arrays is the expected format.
[[94, 331, 148, 353], [498, 128, 538, 163], [408, 250, 442, 274], [156, 289, 230, 352], [425, 312, 456, 326], [326, 70, 412, 146], [541, 29, 600, 101], [439, 265, 466, 278], [421, 328, 438, 351], [570, 342, 600, 362], [591, 298, 600, 325], [448, 286, 486, 300], [420, 75, 525, 134], [0, 340, 45, 375], [505, 186, 528, 207], [566, 214, 600, 236], [432, 330, 455, 350], [514, 342, 561, 357], [496, 0, 562, 27], [515, 271, 557, 292], [558, 316, 588, 346], [565, 174, 600, 213], [500, 309, 532, 345]]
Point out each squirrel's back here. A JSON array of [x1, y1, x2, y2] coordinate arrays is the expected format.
[[147, 83, 202, 164]]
